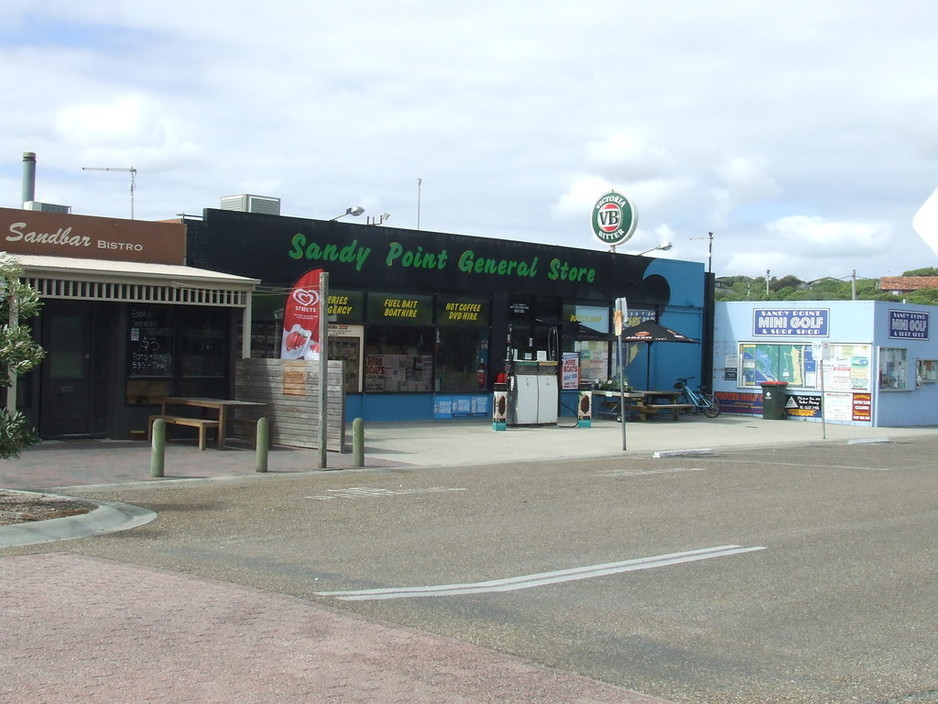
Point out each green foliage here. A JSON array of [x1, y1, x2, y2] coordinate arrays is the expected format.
[[0, 254, 45, 458], [0, 408, 38, 459], [902, 267, 938, 276], [714, 273, 905, 302]]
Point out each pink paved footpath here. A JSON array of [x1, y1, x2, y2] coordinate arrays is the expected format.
[[1, 553, 674, 704]]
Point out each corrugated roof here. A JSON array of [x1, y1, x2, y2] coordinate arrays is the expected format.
[[7, 254, 259, 288], [879, 276, 938, 291]]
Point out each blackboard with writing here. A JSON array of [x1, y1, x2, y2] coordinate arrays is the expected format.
[[128, 306, 175, 377]]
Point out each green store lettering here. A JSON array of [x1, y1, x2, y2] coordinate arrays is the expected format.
[[548, 257, 596, 283], [286, 235, 598, 284], [386, 242, 448, 269], [288, 233, 371, 271], [457, 250, 539, 277]]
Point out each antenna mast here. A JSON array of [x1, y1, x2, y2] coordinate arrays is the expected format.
[[82, 166, 137, 219]]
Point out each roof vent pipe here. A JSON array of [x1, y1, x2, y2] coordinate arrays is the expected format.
[[22, 152, 36, 206]]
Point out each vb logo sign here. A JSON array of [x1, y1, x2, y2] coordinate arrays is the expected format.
[[591, 191, 637, 245]]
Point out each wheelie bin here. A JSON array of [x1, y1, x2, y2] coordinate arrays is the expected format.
[[759, 381, 789, 419]]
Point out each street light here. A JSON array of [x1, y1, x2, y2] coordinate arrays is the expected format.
[[330, 206, 365, 221], [636, 242, 673, 256]]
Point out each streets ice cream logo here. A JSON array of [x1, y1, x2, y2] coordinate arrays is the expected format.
[[591, 191, 638, 246], [291, 287, 320, 309]]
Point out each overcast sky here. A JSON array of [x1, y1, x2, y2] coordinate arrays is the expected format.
[[2, 1, 937, 283]]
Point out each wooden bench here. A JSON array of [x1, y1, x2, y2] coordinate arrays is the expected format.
[[634, 403, 695, 422], [147, 414, 221, 450]]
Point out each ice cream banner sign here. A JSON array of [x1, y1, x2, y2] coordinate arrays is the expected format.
[[281, 268, 323, 360]]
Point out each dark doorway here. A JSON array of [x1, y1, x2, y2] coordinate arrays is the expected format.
[[39, 301, 98, 438]]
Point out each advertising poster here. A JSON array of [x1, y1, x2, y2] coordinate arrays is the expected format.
[[714, 391, 761, 414], [786, 394, 821, 418], [281, 268, 323, 360], [823, 392, 854, 422], [852, 393, 872, 422], [561, 352, 580, 390]]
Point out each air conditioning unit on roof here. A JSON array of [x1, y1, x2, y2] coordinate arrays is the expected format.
[[220, 194, 281, 216], [23, 201, 71, 214]]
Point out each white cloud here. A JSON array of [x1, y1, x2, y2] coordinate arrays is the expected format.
[[2, 1, 938, 281]]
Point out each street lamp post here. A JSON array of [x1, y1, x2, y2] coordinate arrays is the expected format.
[[330, 206, 365, 221], [636, 242, 673, 256]]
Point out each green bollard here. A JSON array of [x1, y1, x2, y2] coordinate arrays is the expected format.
[[255, 417, 269, 473], [150, 418, 166, 478], [352, 417, 364, 468]]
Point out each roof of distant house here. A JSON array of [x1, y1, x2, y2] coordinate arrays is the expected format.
[[879, 276, 938, 292]]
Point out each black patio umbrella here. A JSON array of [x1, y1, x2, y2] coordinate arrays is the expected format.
[[619, 320, 699, 344], [619, 320, 699, 388]]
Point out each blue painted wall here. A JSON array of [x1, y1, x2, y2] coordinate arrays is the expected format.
[[713, 301, 938, 427]]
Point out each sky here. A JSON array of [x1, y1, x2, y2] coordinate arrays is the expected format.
[[2, 1, 937, 283]]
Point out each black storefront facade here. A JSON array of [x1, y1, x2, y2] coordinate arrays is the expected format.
[[186, 208, 708, 423]]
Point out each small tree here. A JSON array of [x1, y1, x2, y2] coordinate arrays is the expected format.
[[0, 253, 45, 459]]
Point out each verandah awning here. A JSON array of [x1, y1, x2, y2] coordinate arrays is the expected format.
[[10, 254, 260, 306]]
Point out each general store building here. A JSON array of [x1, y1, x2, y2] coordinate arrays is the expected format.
[[184, 205, 709, 423]]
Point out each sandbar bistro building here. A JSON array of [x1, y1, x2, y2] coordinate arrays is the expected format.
[[1, 206, 258, 440]]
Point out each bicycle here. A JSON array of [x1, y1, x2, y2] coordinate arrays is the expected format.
[[673, 377, 720, 417]]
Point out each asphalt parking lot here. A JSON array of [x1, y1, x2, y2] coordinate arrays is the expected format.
[[2, 423, 936, 704]]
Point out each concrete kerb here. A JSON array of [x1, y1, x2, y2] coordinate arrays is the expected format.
[[0, 491, 157, 548]]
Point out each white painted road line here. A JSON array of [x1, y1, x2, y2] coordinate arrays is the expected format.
[[316, 545, 767, 601], [596, 467, 706, 477], [653, 448, 714, 458], [306, 487, 467, 500]]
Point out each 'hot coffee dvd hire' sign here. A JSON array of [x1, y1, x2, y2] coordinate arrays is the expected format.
[[591, 190, 638, 246]]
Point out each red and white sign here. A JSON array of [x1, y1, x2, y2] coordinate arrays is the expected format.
[[281, 268, 323, 360], [597, 202, 622, 233]]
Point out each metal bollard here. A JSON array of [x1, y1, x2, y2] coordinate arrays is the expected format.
[[150, 418, 166, 478], [255, 417, 269, 473], [352, 417, 364, 468]]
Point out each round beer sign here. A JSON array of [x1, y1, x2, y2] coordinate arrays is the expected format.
[[591, 190, 637, 246]]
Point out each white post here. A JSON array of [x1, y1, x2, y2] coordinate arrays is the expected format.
[[241, 290, 253, 359]]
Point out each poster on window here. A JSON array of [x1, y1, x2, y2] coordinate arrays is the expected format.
[[281, 268, 323, 360]]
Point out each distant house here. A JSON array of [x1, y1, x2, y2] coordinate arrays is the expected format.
[[878, 276, 938, 295]]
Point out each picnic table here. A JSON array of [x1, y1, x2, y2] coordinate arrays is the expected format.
[[594, 390, 693, 422], [147, 397, 267, 450]]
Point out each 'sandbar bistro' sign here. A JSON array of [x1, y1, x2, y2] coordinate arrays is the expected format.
[[0, 207, 186, 265]]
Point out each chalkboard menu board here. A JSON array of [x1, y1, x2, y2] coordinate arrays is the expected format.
[[128, 306, 174, 377]]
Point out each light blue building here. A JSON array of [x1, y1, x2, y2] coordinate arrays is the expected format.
[[712, 301, 938, 427]]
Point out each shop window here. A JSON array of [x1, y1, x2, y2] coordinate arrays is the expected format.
[[916, 359, 938, 386], [364, 325, 433, 392], [126, 304, 228, 404], [738, 342, 872, 392], [574, 340, 609, 385], [436, 296, 489, 392], [179, 308, 225, 378], [436, 328, 489, 392], [562, 304, 612, 385], [879, 348, 908, 390]]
